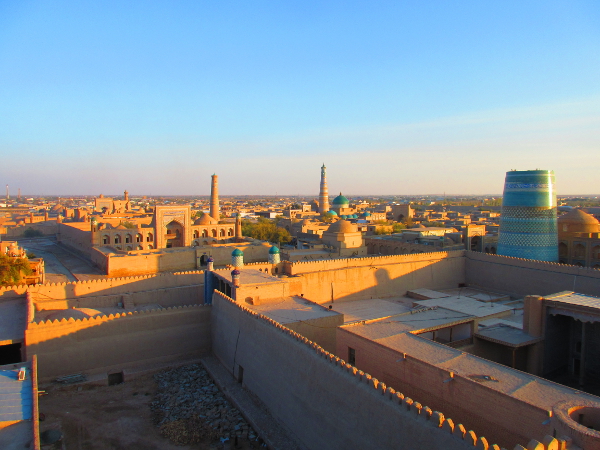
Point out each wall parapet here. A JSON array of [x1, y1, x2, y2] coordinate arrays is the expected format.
[[286, 250, 466, 275], [466, 251, 600, 274], [29, 303, 206, 327], [211, 290, 565, 450]]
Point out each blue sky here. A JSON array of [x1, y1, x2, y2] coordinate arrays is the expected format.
[[1, 1, 599, 195]]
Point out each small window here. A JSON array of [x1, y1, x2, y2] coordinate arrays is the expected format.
[[348, 347, 356, 366], [108, 371, 124, 386]]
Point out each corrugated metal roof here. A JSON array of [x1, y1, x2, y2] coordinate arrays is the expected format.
[[544, 291, 600, 311], [0, 363, 32, 422]]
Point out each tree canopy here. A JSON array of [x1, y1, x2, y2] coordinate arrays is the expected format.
[[0, 254, 32, 286], [241, 218, 291, 244]]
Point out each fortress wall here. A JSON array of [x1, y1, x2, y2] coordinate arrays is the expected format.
[[58, 223, 93, 255], [105, 250, 198, 277], [0, 284, 29, 298], [465, 252, 600, 297], [28, 272, 204, 311], [284, 252, 465, 304], [210, 290, 511, 450], [25, 305, 211, 381]]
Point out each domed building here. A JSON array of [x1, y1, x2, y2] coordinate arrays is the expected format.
[[321, 219, 367, 257], [330, 193, 354, 217], [557, 209, 600, 267]]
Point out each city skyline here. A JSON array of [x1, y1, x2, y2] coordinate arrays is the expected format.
[[1, 1, 599, 195]]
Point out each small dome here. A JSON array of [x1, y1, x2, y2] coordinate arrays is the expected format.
[[558, 209, 600, 233], [51, 204, 63, 212], [360, 211, 371, 218], [326, 210, 338, 216], [232, 248, 244, 257], [300, 219, 311, 226], [195, 214, 218, 225], [341, 215, 348, 220], [332, 193, 349, 205], [327, 219, 358, 233], [269, 245, 280, 254], [231, 269, 241, 276], [207, 256, 214, 262]]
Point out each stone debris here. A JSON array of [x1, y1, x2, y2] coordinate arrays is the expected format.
[[151, 364, 260, 445]]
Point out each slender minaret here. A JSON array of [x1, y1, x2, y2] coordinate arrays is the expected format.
[[235, 213, 243, 242], [210, 174, 220, 220], [319, 164, 329, 213], [5, 185, 9, 200]]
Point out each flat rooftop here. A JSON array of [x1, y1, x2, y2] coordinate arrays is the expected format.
[[544, 291, 600, 311], [215, 269, 285, 286], [413, 296, 513, 318], [0, 299, 26, 345], [345, 330, 600, 410], [343, 308, 473, 340], [331, 299, 412, 324], [245, 296, 340, 324], [475, 324, 542, 348]]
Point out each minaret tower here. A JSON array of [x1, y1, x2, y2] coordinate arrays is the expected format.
[[319, 164, 329, 213], [210, 174, 220, 221]]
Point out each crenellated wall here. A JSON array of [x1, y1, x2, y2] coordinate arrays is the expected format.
[[281, 251, 465, 304], [26, 304, 211, 381], [27, 271, 204, 311], [466, 251, 600, 297], [210, 290, 565, 450]]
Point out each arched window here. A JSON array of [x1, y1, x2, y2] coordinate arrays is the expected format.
[[126, 245, 132, 251], [592, 245, 600, 260], [574, 243, 586, 258], [148, 244, 154, 249], [227, 228, 233, 237], [125, 234, 132, 243], [114, 235, 121, 244], [220, 229, 225, 237], [147, 233, 153, 242], [193, 241, 199, 246], [102, 235, 109, 245], [212, 229, 217, 237], [136, 233, 142, 242], [193, 230, 199, 239], [203, 240, 209, 245], [559, 242, 568, 257], [490, 246, 496, 254], [137, 245, 143, 250], [202, 229, 208, 237]]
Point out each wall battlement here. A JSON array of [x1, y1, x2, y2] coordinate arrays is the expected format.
[[285, 250, 465, 275], [211, 290, 564, 450], [30, 304, 205, 327]]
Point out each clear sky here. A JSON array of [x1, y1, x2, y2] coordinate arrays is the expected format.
[[1, 1, 599, 196]]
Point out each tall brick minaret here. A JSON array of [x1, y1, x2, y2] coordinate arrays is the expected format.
[[210, 174, 220, 221], [319, 164, 329, 213]]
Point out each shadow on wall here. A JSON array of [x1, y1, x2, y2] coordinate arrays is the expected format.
[[21, 272, 205, 311], [25, 305, 212, 382], [291, 254, 465, 304]]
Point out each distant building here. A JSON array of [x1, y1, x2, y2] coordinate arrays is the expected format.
[[557, 209, 600, 268]]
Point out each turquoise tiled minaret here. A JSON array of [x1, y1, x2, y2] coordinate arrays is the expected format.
[[497, 170, 558, 262]]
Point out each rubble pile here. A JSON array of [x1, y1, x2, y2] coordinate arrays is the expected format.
[[152, 364, 258, 445]]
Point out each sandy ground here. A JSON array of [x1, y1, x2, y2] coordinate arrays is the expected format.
[[38, 375, 256, 450]]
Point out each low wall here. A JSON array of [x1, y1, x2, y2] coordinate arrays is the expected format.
[[211, 290, 516, 450], [283, 251, 465, 304], [465, 252, 600, 297], [26, 304, 211, 381], [336, 327, 600, 450], [28, 271, 204, 311]]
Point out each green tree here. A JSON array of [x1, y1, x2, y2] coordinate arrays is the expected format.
[[0, 254, 32, 286], [392, 223, 406, 233], [242, 218, 291, 244], [23, 228, 43, 238]]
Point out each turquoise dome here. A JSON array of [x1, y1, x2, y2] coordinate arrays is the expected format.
[[232, 248, 244, 257], [341, 215, 348, 220], [269, 245, 280, 255], [332, 193, 349, 205], [326, 210, 338, 216]]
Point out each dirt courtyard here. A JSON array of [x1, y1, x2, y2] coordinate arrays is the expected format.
[[38, 374, 256, 450]]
